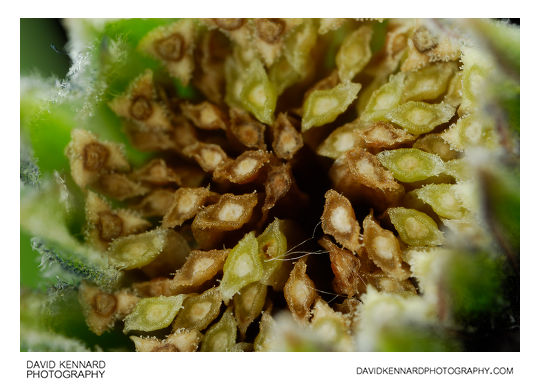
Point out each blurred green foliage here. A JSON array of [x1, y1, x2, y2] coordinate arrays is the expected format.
[[21, 19, 70, 288], [20, 19, 71, 78]]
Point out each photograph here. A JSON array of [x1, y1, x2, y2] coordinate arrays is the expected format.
[[20, 18, 519, 354]]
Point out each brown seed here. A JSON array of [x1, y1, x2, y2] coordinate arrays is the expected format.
[[180, 101, 228, 131], [272, 113, 303, 160], [97, 173, 149, 201], [283, 257, 317, 322], [93, 292, 117, 317], [151, 344, 180, 352], [362, 211, 409, 281], [130, 95, 153, 121], [329, 148, 404, 211], [172, 249, 230, 293], [357, 121, 416, 153], [97, 211, 123, 241], [319, 237, 369, 297], [321, 190, 361, 253], [256, 19, 286, 43], [228, 108, 267, 150], [154, 33, 185, 61], [214, 18, 245, 31], [213, 150, 271, 184], [83, 142, 109, 172]]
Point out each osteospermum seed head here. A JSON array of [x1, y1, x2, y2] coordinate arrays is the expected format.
[[22, 18, 518, 353]]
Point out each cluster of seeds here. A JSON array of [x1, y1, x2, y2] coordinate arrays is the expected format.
[[69, 18, 498, 351]]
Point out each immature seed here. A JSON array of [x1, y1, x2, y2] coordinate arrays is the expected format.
[[256, 19, 286, 43], [97, 211, 123, 242], [154, 33, 185, 61], [201, 307, 237, 352], [412, 26, 438, 53], [234, 282, 267, 337], [257, 218, 290, 290], [386, 101, 455, 135], [220, 232, 263, 302], [93, 292, 117, 317], [130, 329, 202, 352], [172, 287, 222, 331], [387, 207, 444, 246], [83, 143, 110, 171], [96, 173, 149, 201], [302, 82, 362, 132], [129, 96, 153, 121], [123, 295, 185, 333], [336, 25, 373, 82], [377, 148, 446, 183]]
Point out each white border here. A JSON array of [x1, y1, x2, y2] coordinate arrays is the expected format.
[[6, 1, 535, 384]]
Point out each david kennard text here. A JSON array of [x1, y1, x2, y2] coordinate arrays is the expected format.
[[27, 360, 106, 379]]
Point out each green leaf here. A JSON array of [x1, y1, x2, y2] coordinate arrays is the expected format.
[[378, 324, 460, 352], [480, 165, 520, 259], [444, 250, 506, 324]]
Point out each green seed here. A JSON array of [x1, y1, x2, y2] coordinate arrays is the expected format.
[[220, 232, 264, 302], [336, 25, 372, 82], [172, 287, 222, 331], [283, 19, 318, 74], [377, 148, 446, 183], [200, 307, 237, 352], [269, 56, 302, 95], [317, 122, 363, 159], [402, 62, 457, 102], [123, 295, 185, 333], [233, 282, 267, 337], [239, 60, 277, 125], [360, 72, 405, 122], [302, 81, 361, 132], [310, 299, 352, 351], [414, 184, 468, 220], [413, 133, 460, 161], [443, 158, 472, 182], [254, 311, 275, 352], [386, 101, 455, 135], [387, 207, 444, 246], [460, 46, 493, 115], [257, 219, 289, 289], [441, 114, 497, 150], [107, 229, 167, 270]]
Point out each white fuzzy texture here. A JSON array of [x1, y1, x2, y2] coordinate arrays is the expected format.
[[354, 286, 438, 351]]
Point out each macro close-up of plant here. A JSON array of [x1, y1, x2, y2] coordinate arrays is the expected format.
[[20, 18, 519, 352]]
